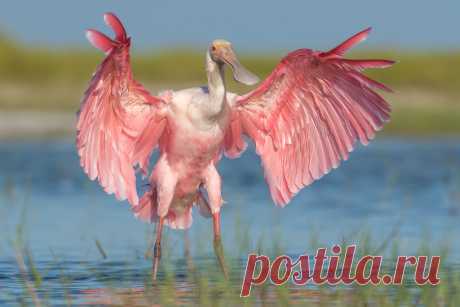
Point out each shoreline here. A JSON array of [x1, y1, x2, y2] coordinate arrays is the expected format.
[[1, 86, 460, 140], [0, 111, 75, 139], [1, 110, 460, 141]]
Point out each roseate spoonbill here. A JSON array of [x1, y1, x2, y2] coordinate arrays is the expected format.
[[77, 13, 393, 280]]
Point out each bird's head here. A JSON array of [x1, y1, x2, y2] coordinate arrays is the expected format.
[[209, 39, 259, 86]]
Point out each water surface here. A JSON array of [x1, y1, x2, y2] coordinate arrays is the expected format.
[[0, 138, 459, 304]]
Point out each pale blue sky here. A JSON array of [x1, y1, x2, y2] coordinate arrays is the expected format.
[[1, 1, 458, 52]]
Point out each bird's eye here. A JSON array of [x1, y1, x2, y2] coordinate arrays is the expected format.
[[211, 45, 216, 52]]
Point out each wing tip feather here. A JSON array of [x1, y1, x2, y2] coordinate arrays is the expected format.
[[86, 29, 115, 53], [321, 27, 373, 59], [103, 12, 128, 42]]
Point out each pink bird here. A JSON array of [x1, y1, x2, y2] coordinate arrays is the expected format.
[[77, 13, 393, 279]]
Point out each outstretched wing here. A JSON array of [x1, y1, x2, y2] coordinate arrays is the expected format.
[[77, 13, 168, 206], [225, 28, 393, 206]]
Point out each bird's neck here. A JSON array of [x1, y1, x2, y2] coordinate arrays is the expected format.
[[205, 51, 226, 117]]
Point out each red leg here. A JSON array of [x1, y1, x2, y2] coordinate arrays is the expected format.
[[152, 217, 164, 281], [213, 212, 222, 239]]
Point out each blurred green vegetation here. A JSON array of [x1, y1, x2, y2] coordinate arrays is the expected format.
[[6, 212, 460, 306], [0, 33, 458, 90], [0, 34, 459, 135]]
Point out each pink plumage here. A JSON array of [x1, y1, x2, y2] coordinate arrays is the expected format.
[[320, 27, 372, 58], [77, 13, 393, 230], [103, 12, 127, 42], [85, 30, 114, 53], [229, 42, 393, 205], [77, 13, 393, 279], [77, 15, 167, 206]]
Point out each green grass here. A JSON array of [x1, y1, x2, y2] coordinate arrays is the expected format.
[[386, 103, 460, 136], [6, 222, 460, 306], [0, 35, 459, 136], [3, 195, 459, 306], [0, 33, 458, 90]]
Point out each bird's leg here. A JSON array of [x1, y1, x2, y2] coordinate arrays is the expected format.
[[151, 157, 177, 282], [213, 212, 229, 280], [152, 217, 164, 281], [203, 165, 228, 279]]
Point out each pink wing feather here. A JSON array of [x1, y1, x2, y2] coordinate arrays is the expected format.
[[77, 13, 168, 206], [225, 28, 394, 206]]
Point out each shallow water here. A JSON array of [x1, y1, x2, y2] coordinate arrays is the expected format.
[[0, 138, 459, 305]]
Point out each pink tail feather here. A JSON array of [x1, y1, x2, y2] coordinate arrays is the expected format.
[[134, 188, 211, 230], [167, 209, 193, 229]]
